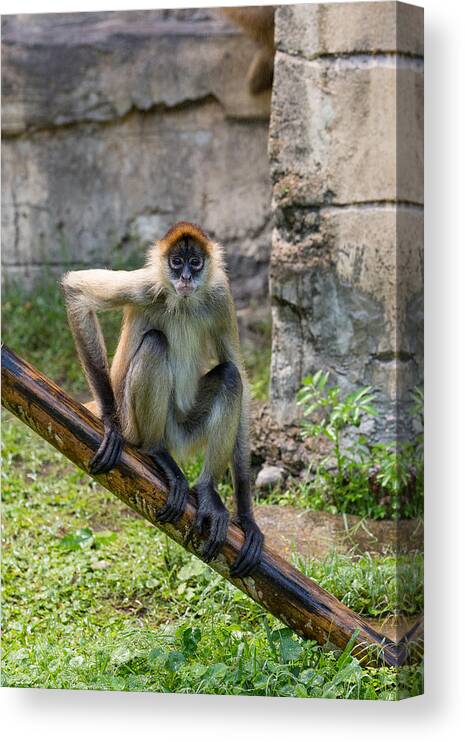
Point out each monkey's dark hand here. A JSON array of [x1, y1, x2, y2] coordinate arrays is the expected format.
[[194, 484, 229, 562], [230, 514, 264, 578], [89, 421, 123, 475], [156, 473, 189, 525], [149, 448, 189, 525]]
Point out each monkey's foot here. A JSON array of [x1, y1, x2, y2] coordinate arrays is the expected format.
[[193, 485, 229, 562], [89, 425, 123, 475], [230, 515, 264, 578], [156, 475, 189, 524]]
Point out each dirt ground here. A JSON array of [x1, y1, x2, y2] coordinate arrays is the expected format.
[[255, 504, 423, 560]]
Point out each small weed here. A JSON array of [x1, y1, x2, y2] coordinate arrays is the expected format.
[[296, 373, 424, 519]]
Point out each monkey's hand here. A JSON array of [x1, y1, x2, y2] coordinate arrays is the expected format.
[[230, 514, 264, 578], [156, 473, 189, 525], [194, 483, 229, 563], [148, 448, 189, 525], [89, 421, 123, 475]]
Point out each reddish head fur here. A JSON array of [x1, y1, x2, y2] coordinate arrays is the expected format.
[[158, 222, 212, 255], [147, 221, 226, 290]]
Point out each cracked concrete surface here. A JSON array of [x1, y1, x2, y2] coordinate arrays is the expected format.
[[268, 3, 424, 442]]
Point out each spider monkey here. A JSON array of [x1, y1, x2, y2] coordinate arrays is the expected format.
[[221, 6, 275, 94], [62, 222, 264, 577]]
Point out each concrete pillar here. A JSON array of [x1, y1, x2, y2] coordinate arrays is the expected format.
[[269, 2, 423, 441]]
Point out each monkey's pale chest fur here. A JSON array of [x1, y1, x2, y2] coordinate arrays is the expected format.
[[129, 302, 215, 416], [160, 315, 212, 415]]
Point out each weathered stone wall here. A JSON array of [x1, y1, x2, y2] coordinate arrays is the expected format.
[[269, 2, 424, 441], [3, 3, 424, 444], [1, 9, 272, 307]]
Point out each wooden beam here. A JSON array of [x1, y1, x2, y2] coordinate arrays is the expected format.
[[1, 345, 422, 668]]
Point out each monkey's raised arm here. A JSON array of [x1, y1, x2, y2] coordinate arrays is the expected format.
[[62, 268, 151, 474]]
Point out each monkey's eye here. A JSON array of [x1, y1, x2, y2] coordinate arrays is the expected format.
[[169, 255, 184, 271], [189, 256, 204, 271]]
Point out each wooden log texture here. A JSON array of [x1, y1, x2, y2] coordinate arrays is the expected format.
[[1, 345, 422, 668]]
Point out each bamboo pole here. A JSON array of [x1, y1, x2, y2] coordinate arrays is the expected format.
[[1, 345, 422, 668]]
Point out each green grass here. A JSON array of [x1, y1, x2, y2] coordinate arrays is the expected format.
[[1, 279, 422, 698], [293, 551, 423, 618], [1, 414, 422, 698], [242, 312, 272, 401], [2, 276, 121, 395]]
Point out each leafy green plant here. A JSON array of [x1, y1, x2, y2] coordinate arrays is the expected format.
[[58, 527, 117, 551], [298, 371, 377, 482], [297, 373, 423, 519]]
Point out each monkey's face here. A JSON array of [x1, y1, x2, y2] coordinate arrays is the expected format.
[[167, 237, 207, 298]]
